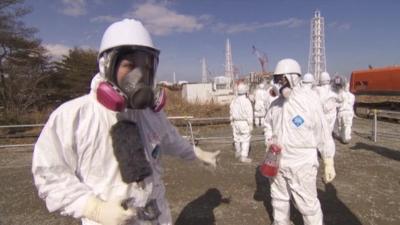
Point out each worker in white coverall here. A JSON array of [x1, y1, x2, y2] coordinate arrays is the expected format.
[[302, 73, 315, 90], [230, 83, 253, 163], [336, 82, 355, 144], [254, 83, 269, 127], [264, 81, 279, 113], [302, 73, 320, 100], [315, 72, 342, 134], [32, 19, 220, 225], [263, 58, 336, 225]]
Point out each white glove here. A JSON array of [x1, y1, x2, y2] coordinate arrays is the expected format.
[[83, 196, 136, 225], [323, 158, 336, 183], [194, 146, 220, 168]]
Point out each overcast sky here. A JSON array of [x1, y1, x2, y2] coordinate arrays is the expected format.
[[23, 0, 400, 82]]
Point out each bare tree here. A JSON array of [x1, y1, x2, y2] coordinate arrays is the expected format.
[[0, 0, 50, 123]]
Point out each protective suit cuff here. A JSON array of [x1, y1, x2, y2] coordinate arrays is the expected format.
[[323, 157, 334, 166], [179, 146, 196, 161], [74, 194, 96, 219]]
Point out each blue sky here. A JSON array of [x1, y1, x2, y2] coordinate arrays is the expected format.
[[23, 0, 400, 82]]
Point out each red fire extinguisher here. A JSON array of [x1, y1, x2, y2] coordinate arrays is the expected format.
[[259, 143, 282, 178]]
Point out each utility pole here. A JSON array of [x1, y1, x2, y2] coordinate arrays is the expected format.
[[201, 57, 208, 83]]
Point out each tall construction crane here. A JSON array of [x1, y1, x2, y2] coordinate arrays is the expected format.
[[252, 45, 268, 73]]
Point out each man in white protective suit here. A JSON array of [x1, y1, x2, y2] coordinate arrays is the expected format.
[[336, 81, 355, 144], [32, 18, 220, 225], [254, 83, 269, 127], [315, 71, 342, 134], [302, 73, 315, 90], [263, 58, 336, 225], [230, 82, 253, 163], [265, 80, 279, 113], [301, 73, 319, 100]]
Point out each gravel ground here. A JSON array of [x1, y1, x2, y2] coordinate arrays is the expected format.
[[0, 117, 399, 225]]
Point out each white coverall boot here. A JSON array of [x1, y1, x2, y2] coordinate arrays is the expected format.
[[271, 199, 291, 225], [240, 142, 252, 163], [342, 125, 351, 144], [234, 142, 241, 158], [341, 113, 353, 144]]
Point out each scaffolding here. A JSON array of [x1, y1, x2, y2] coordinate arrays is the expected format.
[[224, 38, 234, 89], [308, 10, 327, 84]]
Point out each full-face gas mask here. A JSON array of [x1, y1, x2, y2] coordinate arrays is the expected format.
[[97, 46, 166, 112], [272, 74, 300, 98], [272, 58, 302, 99], [332, 75, 346, 93]]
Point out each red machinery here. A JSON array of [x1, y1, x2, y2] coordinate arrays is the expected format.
[[350, 66, 400, 116]]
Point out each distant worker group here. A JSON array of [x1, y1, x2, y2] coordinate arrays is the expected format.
[[229, 57, 355, 225]]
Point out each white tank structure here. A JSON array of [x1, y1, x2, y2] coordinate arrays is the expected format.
[[181, 76, 234, 105], [308, 10, 327, 84]]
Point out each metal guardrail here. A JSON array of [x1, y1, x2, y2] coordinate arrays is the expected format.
[[0, 123, 44, 148], [370, 109, 400, 142], [0, 124, 45, 129], [0, 116, 234, 149], [2, 111, 398, 147]]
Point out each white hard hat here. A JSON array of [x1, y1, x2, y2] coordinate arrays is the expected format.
[[320, 71, 331, 84], [237, 83, 248, 95], [274, 58, 302, 75], [303, 73, 314, 83], [99, 18, 158, 57], [98, 18, 160, 82], [273, 58, 302, 88]]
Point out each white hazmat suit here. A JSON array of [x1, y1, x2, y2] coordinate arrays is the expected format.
[[302, 73, 315, 90], [32, 74, 198, 225], [264, 59, 336, 225], [301, 73, 319, 100], [264, 83, 279, 113], [315, 72, 342, 133], [32, 18, 219, 225], [254, 83, 269, 127], [230, 83, 253, 163], [336, 83, 355, 143]]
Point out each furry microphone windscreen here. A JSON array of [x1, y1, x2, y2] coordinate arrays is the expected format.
[[110, 120, 152, 183]]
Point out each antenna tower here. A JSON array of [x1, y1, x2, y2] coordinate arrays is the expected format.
[[201, 57, 208, 83]]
